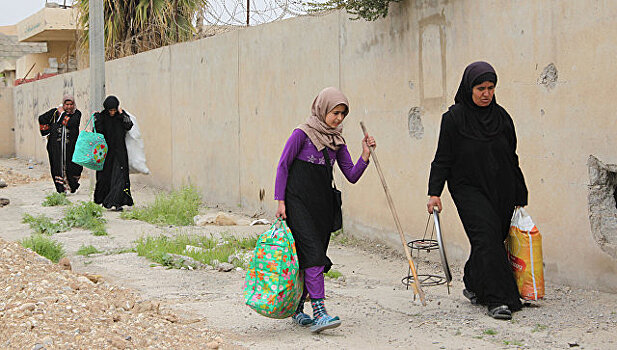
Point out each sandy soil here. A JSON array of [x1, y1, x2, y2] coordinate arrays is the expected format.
[[1, 157, 616, 349]]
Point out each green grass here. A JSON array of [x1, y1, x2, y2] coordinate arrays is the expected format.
[[503, 340, 524, 346], [76, 244, 102, 256], [22, 213, 70, 235], [121, 185, 201, 226], [23, 201, 107, 236], [483, 329, 497, 335], [42, 192, 71, 207], [20, 234, 65, 263], [532, 324, 548, 332], [325, 269, 343, 279], [63, 201, 107, 236], [135, 233, 256, 269]]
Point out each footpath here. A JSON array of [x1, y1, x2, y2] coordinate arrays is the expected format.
[[1, 157, 616, 349]]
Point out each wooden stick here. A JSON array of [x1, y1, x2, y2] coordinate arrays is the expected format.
[[360, 121, 426, 306]]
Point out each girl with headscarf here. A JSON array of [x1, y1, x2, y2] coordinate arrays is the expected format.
[[93, 95, 134, 211], [427, 62, 528, 320], [274, 87, 376, 333], [38, 94, 83, 193]]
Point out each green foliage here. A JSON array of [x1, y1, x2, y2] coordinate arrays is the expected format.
[[483, 329, 497, 335], [64, 201, 107, 236], [20, 234, 65, 263], [135, 233, 257, 269], [503, 340, 524, 346], [42, 192, 71, 207], [532, 324, 548, 332], [121, 185, 201, 226], [24, 202, 107, 236], [305, 0, 401, 21], [76, 244, 102, 256], [325, 269, 343, 279], [22, 214, 70, 235], [75, 0, 208, 60]]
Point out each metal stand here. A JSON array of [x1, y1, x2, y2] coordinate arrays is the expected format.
[[402, 213, 451, 294]]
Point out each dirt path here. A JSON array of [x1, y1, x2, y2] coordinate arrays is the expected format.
[[1, 157, 616, 349]]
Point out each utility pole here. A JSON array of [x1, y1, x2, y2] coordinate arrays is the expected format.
[[246, 0, 250, 26], [89, 0, 105, 187]]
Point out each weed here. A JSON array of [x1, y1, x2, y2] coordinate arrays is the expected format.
[[454, 330, 462, 336], [483, 329, 497, 335], [105, 247, 135, 255], [20, 234, 65, 263], [135, 233, 256, 269], [22, 213, 69, 235], [532, 324, 548, 332], [84, 261, 93, 265], [42, 192, 71, 207], [121, 185, 201, 226], [503, 340, 523, 346], [76, 244, 102, 256], [325, 269, 343, 279], [473, 336, 483, 340], [64, 201, 107, 236]]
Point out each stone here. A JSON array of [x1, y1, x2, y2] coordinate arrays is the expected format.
[[0, 179, 7, 188], [168, 254, 206, 269], [217, 262, 235, 272], [0, 198, 9, 207], [19, 303, 36, 312], [206, 341, 220, 349], [214, 212, 236, 226], [109, 336, 128, 349], [58, 257, 71, 271], [32, 344, 45, 350]]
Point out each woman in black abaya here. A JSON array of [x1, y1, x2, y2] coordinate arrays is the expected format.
[[427, 61, 528, 320], [94, 96, 134, 210]]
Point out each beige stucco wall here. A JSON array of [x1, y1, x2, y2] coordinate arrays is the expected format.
[[0, 87, 15, 156], [8, 0, 617, 292]]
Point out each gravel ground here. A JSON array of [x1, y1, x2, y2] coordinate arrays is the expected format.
[[1, 157, 617, 349]]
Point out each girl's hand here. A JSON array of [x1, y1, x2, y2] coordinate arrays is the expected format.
[[361, 134, 376, 162], [275, 201, 287, 219], [427, 196, 442, 214]]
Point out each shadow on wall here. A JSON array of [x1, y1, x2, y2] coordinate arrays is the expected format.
[[588, 155, 617, 259]]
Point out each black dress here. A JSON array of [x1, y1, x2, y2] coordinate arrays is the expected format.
[[285, 159, 335, 273], [38, 108, 83, 193], [428, 110, 527, 311], [93, 111, 134, 208]]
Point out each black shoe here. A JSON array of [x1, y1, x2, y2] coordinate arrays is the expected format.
[[463, 289, 478, 305], [487, 305, 512, 320]]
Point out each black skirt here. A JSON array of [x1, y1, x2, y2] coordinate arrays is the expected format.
[[285, 159, 335, 272]]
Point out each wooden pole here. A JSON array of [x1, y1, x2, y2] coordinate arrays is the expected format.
[[360, 121, 426, 305], [89, 0, 105, 189]]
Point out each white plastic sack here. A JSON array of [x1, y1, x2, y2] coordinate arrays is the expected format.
[[124, 110, 150, 174]]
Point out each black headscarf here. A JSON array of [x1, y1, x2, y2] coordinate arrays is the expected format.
[[103, 95, 120, 111], [449, 61, 509, 141]]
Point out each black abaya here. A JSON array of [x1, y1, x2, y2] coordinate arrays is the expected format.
[[285, 159, 334, 273], [38, 108, 83, 193], [428, 62, 528, 311], [93, 110, 134, 208]]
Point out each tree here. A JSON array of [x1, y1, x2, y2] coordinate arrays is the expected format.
[[305, 0, 401, 21], [75, 0, 207, 60]]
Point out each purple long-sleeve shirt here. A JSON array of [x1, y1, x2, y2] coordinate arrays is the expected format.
[[274, 129, 369, 200]]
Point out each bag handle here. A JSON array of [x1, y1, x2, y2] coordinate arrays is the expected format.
[[83, 113, 97, 133], [321, 149, 338, 190]]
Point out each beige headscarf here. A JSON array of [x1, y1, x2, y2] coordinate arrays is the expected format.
[[297, 87, 348, 151], [62, 94, 75, 104]]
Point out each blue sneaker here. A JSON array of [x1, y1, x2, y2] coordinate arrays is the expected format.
[[310, 315, 341, 333], [292, 312, 314, 326]]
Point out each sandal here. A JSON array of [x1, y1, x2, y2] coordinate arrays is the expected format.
[[463, 289, 478, 305], [310, 315, 341, 333], [487, 305, 512, 320], [292, 312, 313, 327]]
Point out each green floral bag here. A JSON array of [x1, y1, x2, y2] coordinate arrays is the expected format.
[[243, 219, 302, 319], [72, 114, 107, 171]]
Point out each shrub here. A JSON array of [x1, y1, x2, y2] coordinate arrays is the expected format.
[[21, 234, 65, 263]]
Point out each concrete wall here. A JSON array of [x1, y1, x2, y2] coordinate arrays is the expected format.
[[8, 0, 617, 292], [0, 87, 14, 156]]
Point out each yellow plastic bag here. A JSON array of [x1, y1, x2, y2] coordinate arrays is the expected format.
[[506, 208, 544, 300]]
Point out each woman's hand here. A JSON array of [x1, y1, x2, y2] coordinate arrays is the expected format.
[[427, 196, 442, 214], [275, 200, 287, 219], [361, 134, 376, 162]]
